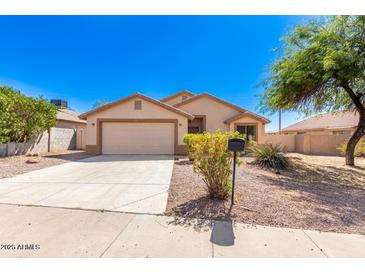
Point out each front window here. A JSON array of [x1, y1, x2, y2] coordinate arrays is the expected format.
[[236, 125, 257, 141], [188, 126, 200, 134], [134, 100, 142, 110]]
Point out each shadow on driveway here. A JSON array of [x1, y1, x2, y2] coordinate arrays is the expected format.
[[51, 154, 177, 163]]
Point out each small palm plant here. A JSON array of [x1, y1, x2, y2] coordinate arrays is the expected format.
[[249, 144, 291, 170]]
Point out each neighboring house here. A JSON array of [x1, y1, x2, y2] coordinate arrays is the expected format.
[[263, 111, 360, 156], [54, 105, 87, 151], [281, 112, 359, 136], [79, 90, 270, 155], [0, 100, 86, 157]]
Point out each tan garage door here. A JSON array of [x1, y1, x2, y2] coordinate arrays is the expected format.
[[102, 122, 175, 155]]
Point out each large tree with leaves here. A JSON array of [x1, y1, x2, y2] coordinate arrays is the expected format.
[[0, 86, 57, 143], [260, 16, 365, 166]]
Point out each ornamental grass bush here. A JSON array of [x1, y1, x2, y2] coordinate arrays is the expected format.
[[337, 139, 365, 157], [249, 143, 291, 170], [183, 130, 244, 200]]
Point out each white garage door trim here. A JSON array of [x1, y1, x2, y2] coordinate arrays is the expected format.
[[99, 119, 177, 155]]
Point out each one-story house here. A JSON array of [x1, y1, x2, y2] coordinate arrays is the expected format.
[[262, 111, 360, 156], [79, 90, 270, 155], [55, 108, 87, 150], [281, 112, 359, 136]]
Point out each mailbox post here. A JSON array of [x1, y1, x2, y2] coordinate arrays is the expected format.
[[228, 138, 245, 205]]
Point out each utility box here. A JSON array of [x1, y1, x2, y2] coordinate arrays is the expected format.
[[51, 99, 68, 109], [228, 138, 245, 152]]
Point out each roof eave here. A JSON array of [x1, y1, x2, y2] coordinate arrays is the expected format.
[[173, 93, 247, 113], [57, 118, 87, 124], [79, 93, 194, 120], [224, 112, 271, 125]]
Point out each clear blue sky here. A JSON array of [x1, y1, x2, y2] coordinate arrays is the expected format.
[[0, 16, 309, 131]]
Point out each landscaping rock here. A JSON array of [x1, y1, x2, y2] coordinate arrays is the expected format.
[[167, 153, 365, 235], [0, 151, 89, 179], [26, 158, 40, 164]]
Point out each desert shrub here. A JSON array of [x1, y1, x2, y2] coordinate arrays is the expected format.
[[183, 130, 244, 199], [337, 139, 365, 157], [249, 143, 291, 170], [244, 140, 257, 154], [184, 131, 246, 160], [183, 133, 196, 160]]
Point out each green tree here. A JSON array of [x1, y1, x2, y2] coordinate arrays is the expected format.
[[92, 99, 109, 109], [0, 86, 57, 143], [260, 16, 365, 166]]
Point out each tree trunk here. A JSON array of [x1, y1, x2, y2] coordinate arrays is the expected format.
[[346, 118, 365, 166], [341, 82, 365, 166]]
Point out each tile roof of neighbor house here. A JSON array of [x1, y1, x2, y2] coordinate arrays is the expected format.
[[79, 93, 194, 120], [282, 112, 359, 132], [57, 108, 86, 124], [160, 90, 195, 102]]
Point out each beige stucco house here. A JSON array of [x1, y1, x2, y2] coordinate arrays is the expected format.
[[56, 108, 87, 150], [263, 111, 360, 156], [79, 90, 270, 155]]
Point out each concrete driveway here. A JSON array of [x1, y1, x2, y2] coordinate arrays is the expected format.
[[0, 155, 174, 214]]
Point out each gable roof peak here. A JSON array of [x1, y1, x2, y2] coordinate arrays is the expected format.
[[173, 92, 246, 112], [160, 90, 195, 102], [79, 92, 194, 120], [224, 111, 271, 124]]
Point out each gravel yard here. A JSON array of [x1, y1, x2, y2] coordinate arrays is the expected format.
[[166, 153, 365, 234], [0, 151, 91, 179]]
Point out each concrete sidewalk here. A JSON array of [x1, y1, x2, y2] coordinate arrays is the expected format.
[[0, 204, 364, 258]]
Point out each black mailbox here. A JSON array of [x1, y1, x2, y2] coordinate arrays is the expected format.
[[228, 138, 245, 152], [228, 138, 245, 206]]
